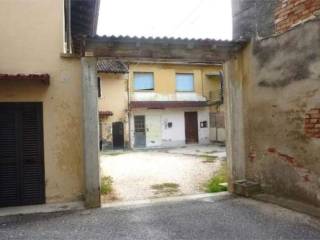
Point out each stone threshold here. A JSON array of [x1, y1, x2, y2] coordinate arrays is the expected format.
[[101, 192, 232, 209]]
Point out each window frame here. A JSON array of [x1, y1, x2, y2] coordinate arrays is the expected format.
[[133, 72, 155, 91], [97, 77, 101, 98], [175, 73, 195, 92], [64, 0, 72, 54]]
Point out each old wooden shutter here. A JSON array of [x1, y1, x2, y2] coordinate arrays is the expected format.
[[0, 106, 19, 206], [20, 103, 45, 205], [0, 103, 45, 207]]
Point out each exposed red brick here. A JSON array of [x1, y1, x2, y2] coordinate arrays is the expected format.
[[267, 147, 277, 153], [295, 163, 304, 168], [310, 119, 319, 124], [249, 153, 256, 162], [274, 0, 320, 34], [278, 152, 295, 163], [311, 113, 320, 119], [304, 108, 320, 138]]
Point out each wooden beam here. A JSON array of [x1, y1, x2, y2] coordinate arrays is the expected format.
[[85, 36, 246, 64]]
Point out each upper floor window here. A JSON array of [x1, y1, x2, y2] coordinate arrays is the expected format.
[[176, 73, 194, 92], [134, 72, 154, 91], [97, 77, 101, 98], [64, 0, 72, 53]]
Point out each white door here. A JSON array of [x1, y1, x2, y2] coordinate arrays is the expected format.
[[146, 114, 162, 147]]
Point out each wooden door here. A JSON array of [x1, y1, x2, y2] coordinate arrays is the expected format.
[[0, 103, 45, 207], [184, 112, 199, 144], [112, 122, 124, 149]]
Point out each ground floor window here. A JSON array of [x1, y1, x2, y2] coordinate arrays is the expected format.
[[210, 112, 225, 128]]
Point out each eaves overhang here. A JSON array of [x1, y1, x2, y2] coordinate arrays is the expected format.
[[130, 101, 209, 109], [71, 0, 100, 54], [0, 74, 50, 85]]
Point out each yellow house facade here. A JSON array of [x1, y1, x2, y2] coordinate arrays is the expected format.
[[98, 61, 225, 149], [0, 0, 99, 207]]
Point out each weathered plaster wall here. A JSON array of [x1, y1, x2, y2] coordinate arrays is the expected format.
[[227, 20, 320, 205], [232, 0, 279, 39], [98, 73, 129, 148], [0, 0, 84, 203], [232, 0, 320, 39]]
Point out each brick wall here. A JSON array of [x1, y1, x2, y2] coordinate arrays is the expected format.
[[304, 108, 320, 138], [275, 0, 320, 33]]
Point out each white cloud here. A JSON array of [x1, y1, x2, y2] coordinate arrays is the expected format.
[[97, 0, 232, 40]]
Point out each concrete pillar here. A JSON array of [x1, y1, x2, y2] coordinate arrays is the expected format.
[[81, 57, 101, 208], [224, 54, 246, 191]]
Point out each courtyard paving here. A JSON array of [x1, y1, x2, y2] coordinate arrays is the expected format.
[[1, 194, 320, 240], [100, 144, 226, 202]]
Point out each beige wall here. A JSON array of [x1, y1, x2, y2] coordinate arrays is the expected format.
[[98, 73, 129, 147], [0, 0, 84, 203]]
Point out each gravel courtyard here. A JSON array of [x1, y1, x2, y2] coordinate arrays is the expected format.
[[100, 144, 226, 202]]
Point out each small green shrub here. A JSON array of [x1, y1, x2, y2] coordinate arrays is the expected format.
[[205, 163, 228, 193], [101, 176, 113, 195]]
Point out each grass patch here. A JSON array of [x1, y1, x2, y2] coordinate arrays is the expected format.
[[100, 176, 113, 195], [205, 150, 218, 154], [204, 163, 228, 193], [151, 182, 180, 196], [101, 151, 126, 156], [202, 156, 218, 163]]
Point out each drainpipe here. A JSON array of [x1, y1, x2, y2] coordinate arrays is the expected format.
[[201, 69, 205, 98], [127, 69, 131, 149], [219, 71, 224, 105], [216, 71, 224, 142]]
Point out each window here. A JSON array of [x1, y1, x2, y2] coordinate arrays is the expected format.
[[209, 112, 216, 128], [210, 112, 225, 128], [134, 73, 154, 91], [97, 77, 101, 98], [176, 73, 194, 92], [64, 0, 72, 53]]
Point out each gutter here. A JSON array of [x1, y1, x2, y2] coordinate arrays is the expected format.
[[91, 0, 101, 35]]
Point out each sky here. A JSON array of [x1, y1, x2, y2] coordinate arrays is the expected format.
[[97, 0, 232, 40]]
